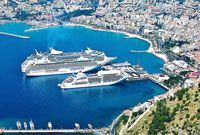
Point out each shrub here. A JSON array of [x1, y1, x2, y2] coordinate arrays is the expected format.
[[186, 114, 190, 118], [186, 93, 190, 100], [197, 108, 200, 113], [190, 115, 196, 121]]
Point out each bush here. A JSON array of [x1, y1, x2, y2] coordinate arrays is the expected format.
[[172, 130, 178, 135], [182, 100, 186, 104], [177, 88, 186, 101], [186, 93, 190, 100], [186, 114, 190, 118], [144, 120, 148, 124], [138, 110, 143, 115], [190, 115, 196, 121], [197, 108, 200, 113], [196, 113, 200, 120], [170, 96, 176, 101]]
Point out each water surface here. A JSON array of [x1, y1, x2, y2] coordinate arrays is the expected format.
[[0, 23, 165, 130]]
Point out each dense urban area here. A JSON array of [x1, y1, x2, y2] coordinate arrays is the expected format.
[[1, 0, 200, 134]]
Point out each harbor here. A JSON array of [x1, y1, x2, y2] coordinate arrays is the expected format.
[[0, 23, 167, 132], [0, 31, 30, 39]]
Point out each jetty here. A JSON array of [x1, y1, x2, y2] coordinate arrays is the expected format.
[[0, 128, 109, 134], [0, 32, 30, 39]]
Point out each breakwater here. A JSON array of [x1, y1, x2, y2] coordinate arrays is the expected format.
[[0, 32, 30, 39], [0, 128, 109, 134]]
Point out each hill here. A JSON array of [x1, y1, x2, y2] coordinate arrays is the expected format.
[[116, 85, 200, 135]]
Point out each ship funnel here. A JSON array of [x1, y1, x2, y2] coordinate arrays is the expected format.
[[85, 47, 94, 54], [87, 46, 91, 50], [49, 47, 63, 54], [35, 49, 42, 56]]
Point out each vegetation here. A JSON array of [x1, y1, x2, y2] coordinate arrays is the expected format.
[[179, 71, 192, 76], [122, 85, 200, 135], [163, 39, 189, 49], [163, 75, 183, 88], [148, 100, 171, 135], [61, 9, 96, 21], [115, 115, 129, 135]]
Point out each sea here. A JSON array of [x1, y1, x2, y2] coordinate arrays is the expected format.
[[0, 22, 166, 132]]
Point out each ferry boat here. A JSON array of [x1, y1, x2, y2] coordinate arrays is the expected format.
[[58, 70, 128, 89], [21, 47, 116, 76]]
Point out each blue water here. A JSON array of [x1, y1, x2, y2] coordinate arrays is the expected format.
[[0, 23, 165, 130]]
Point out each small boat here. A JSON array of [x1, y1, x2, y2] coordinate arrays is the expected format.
[[29, 120, 34, 130], [24, 122, 28, 129], [16, 121, 22, 130], [48, 122, 52, 129]]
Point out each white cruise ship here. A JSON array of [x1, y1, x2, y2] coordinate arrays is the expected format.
[[21, 47, 116, 76], [58, 70, 128, 89]]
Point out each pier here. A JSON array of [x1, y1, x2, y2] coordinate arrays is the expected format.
[[0, 32, 30, 39], [0, 128, 109, 134]]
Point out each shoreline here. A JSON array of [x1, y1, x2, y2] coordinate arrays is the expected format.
[[24, 22, 168, 63]]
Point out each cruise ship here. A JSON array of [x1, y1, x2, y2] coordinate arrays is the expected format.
[[58, 70, 128, 89], [21, 47, 116, 76]]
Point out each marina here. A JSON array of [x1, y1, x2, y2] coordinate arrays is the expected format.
[[0, 32, 30, 39]]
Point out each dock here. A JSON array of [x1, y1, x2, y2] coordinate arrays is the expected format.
[[0, 32, 30, 39], [149, 75, 170, 90], [1, 128, 109, 134], [102, 61, 150, 81]]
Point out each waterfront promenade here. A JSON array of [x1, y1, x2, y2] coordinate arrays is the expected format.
[[0, 32, 30, 39], [0, 128, 109, 134]]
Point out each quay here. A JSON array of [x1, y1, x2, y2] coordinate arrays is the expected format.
[[149, 74, 170, 90], [1, 128, 109, 134], [102, 61, 149, 81], [0, 32, 30, 39]]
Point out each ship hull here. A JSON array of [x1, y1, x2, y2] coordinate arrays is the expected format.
[[25, 65, 101, 76], [59, 78, 127, 89], [25, 57, 116, 76]]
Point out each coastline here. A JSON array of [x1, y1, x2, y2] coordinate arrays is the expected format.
[[24, 22, 168, 63], [64, 23, 168, 63]]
